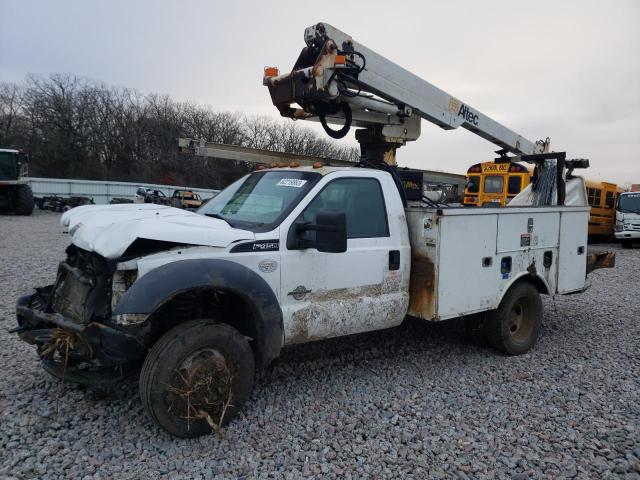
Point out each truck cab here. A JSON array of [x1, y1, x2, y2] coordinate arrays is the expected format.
[[614, 191, 640, 246], [0, 148, 34, 215]]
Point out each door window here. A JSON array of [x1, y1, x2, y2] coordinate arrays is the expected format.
[[299, 177, 389, 240], [605, 191, 614, 208]]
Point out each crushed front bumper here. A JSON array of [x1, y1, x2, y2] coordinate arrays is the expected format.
[[16, 288, 145, 376]]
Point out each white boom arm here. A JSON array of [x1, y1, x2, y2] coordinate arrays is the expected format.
[[265, 22, 548, 163]]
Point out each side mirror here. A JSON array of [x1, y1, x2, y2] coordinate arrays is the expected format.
[[314, 209, 347, 253], [287, 209, 347, 253]]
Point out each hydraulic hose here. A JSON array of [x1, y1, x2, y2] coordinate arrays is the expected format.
[[319, 102, 352, 139]]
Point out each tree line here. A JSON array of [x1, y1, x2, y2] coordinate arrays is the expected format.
[[0, 74, 359, 189]]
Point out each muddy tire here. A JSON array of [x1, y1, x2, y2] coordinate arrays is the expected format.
[[484, 281, 542, 355], [13, 185, 34, 215], [139, 320, 254, 438]]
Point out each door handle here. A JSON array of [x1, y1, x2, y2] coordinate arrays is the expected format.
[[389, 250, 400, 271]]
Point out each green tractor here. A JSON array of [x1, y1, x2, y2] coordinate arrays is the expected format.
[[0, 149, 35, 215]]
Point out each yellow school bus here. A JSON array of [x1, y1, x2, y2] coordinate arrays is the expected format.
[[464, 161, 532, 206], [585, 180, 625, 238]]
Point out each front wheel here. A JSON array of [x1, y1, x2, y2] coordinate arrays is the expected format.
[[484, 281, 542, 355], [139, 320, 255, 438], [13, 185, 34, 215]]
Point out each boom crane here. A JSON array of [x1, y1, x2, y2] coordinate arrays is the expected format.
[[264, 22, 550, 167]]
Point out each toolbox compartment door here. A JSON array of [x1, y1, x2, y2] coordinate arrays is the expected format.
[[557, 210, 589, 293]]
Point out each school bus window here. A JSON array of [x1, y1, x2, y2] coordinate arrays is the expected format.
[[605, 191, 614, 208], [484, 176, 503, 194], [466, 176, 480, 193], [593, 189, 601, 206], [587, 188, 601, 207], [507, 175, 522, 195]]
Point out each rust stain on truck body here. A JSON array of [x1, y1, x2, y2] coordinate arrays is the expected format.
[[407, 252, 436, 320]]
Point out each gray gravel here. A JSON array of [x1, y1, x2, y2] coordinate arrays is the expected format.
[[1, 210, 639, 479]]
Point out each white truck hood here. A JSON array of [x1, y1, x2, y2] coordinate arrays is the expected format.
[[60, 204, 255, 259]]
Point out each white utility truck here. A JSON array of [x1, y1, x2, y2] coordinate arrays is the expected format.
[[14, 23, 612, 437]]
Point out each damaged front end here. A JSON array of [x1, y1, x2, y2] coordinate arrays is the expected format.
[[15, 245, 146, 385]]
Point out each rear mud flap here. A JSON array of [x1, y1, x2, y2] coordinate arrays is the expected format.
[[586, 250, 615, 275]]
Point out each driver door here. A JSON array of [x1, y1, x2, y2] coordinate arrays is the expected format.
[[279, 175, 405, 344]]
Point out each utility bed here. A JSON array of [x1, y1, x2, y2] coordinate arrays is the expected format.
[[405, 205, 591, 321]]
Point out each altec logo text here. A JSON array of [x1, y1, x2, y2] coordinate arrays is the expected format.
[[457, 104, 479, 126]]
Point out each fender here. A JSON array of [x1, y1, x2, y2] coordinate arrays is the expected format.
[[502, 273, 551, 302], [112, 259, 283, 366]]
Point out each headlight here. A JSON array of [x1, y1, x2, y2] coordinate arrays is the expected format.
[[114, 313, 148, 326], [615, 224, 623, 232]]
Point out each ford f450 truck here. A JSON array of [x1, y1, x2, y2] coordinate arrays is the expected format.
[[15, 165, 610, 437], [14, 22, 615, 437]]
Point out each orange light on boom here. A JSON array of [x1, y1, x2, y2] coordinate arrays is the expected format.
[[334, 55, 346, 66], [264, 66, 279, 78]]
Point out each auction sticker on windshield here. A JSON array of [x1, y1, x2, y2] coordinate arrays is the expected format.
[[277, 178, 307, 188]]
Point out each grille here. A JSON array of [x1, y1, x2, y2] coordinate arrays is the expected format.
[[49, 247, 112, 324], [51, 263, 95, 324]]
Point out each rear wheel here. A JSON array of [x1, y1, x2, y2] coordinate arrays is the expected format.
[[13, 185, 34, 215], [484, 281, 542, 355], [139, 320, 254, 438]]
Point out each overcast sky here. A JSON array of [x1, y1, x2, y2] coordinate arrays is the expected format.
[[1, 0, 638, 184]]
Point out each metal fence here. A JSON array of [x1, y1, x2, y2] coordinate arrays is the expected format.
[[26, 177, 220, 205]]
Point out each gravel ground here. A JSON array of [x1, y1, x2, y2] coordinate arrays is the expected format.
[[1, 210, 639, 479]]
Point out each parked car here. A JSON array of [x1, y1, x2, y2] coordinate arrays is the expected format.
[[109, 197, 134, 205], [134, 187, 171, 206], [171, 189, 203, 210], [36, 195, 94, 212]]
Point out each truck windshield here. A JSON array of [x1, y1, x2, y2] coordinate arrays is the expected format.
[[198, 170, 321, 231], [617, 193, 640, 213], [0, 152, 18, 180]]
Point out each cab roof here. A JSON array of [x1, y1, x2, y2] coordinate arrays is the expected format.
[[258, 165, 364, 176]]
